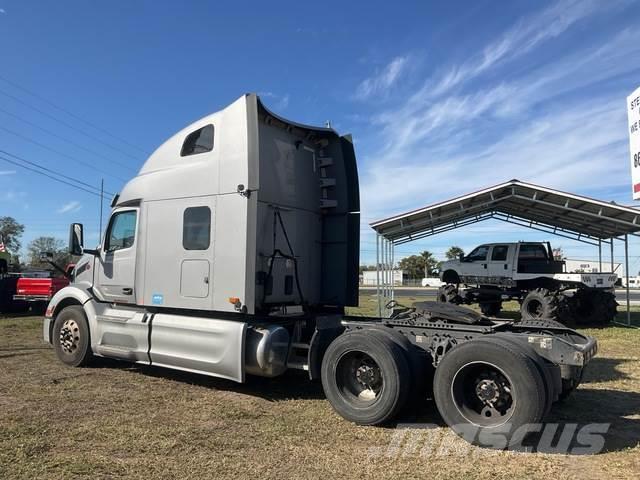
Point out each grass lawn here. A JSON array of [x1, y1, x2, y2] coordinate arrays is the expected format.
[[1, 297, 639, 479]]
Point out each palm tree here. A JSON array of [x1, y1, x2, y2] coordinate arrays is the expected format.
[[420, 250, 438, 277]]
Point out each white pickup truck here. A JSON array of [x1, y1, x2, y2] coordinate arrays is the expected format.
[[438, 242, 618, 325]]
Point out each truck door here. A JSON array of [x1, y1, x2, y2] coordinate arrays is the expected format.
[[461, 245, 490, 284], [487, 244, 511, 284], [95, 208, 138, 303]]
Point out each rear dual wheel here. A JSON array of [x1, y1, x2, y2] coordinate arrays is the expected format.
[[321, 330, 411, 425], [433, 338, 548, 447]]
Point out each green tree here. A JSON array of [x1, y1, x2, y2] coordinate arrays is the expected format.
[[0, 216, 25, 254], [399, 251, 440, 279], [420, 250, 440, 277], [445, 246, 465, 260], [398, 255, 423, 279], [27, 236, 72, 270]]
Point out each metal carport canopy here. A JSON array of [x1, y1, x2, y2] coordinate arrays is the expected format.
[[370, 179, 640, 244], [369, 179, 640, 326]]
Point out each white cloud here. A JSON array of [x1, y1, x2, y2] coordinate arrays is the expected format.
[[57, 200, 82, 214], [356, 11, 640, 225], [427, 0, 611, 97], [355, 56, 409, 100], [0, 169, 16, 175]]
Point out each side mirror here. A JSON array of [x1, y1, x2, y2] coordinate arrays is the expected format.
[[69, 223, 84, 255], [459, 253, 465, 261]]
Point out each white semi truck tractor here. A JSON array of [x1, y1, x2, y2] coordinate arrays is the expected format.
[[44, 94, 597, 446]]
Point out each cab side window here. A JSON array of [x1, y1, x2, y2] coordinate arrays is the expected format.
[[105, 211, 137, 252], [491, 245, 509, 261], [181, 124, 214, 157], [467, 245, 489, 261]]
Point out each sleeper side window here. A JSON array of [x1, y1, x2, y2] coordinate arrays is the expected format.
[[181, 124, 214, 157], [105, 211, 137, 252], [183, 207, 211, 250]]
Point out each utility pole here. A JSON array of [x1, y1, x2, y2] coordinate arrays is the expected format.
[[99, 178, 104, 241]]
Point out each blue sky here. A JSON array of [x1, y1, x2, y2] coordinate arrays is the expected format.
[[1, 0, 640, 272]]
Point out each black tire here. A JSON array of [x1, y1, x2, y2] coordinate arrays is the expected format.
[[491, 334, 557, 414], [433, 339, 547, 447], [321, 330, 410, 425], [520, 288, 567, 322], [437, 284, 461, 304], [371, 327, 433, 404], [479, 301, 501, 317], [52, 305, 93, 367], [568, 289, 616, 325]]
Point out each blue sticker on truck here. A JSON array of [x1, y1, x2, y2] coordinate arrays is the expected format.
[[152, 293, 164, 305]]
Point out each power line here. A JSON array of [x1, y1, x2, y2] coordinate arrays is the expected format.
[[0, 106, 137, 172], [0, 149, 114, 196], [0, 125, 128, 182], [0, 74, 150, 156], [0, 87, 145, 162], [0, 153, 109, 200], [0, 74, 150, 155]]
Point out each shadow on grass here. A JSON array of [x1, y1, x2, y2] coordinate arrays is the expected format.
[[117, 360, 327, 401], [581, 357, 632, 383], [388, 386, 640, 454], [543, 388, 640, 453]]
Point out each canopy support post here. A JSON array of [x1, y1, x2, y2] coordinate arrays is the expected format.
[[598, 238, 602, 271], [625, 234, 631, 326], [391, 240, 395, 303], [610, 238, 614, 273], [376, 233, 381, 318]]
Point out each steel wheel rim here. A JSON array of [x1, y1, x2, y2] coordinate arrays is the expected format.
[[336, 351, 384, 404], [451, 361, 516, 427], [59, 318, 80, 354]]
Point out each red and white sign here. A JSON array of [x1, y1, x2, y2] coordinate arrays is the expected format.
[[628, 85, 640, 200]]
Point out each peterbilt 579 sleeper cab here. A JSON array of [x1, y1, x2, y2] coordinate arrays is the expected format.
[[44, 94, 596, 447]]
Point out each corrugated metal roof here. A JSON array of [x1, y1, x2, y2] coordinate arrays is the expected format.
[[370, 180, 640, 243]]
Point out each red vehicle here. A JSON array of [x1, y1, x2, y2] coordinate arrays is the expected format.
[[13, 265, 74, 303]]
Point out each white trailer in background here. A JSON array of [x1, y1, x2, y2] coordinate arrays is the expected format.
[[44, 94, 596, 447]]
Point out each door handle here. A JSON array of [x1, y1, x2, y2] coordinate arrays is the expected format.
[[122, 288, 133, 295], [483, 264, 487, 269]]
